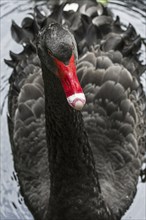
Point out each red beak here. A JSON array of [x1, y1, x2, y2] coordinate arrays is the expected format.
[[54, 54, 86, 110]]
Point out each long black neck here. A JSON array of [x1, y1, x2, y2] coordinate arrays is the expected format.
[[42, 64, 112, 220]]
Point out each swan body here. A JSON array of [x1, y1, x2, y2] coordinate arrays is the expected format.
[[6, 1, 146, 220]]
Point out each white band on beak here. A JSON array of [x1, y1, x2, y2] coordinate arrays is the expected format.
[[67, 93, 86, 110]]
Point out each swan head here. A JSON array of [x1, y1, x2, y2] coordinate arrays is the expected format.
[[37, 22, 86, 110]]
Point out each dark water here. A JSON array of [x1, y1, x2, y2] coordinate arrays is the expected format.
[[0, 0, 146, 219]]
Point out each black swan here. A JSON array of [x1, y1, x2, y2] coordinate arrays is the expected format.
[[5, 0, 146, 220]]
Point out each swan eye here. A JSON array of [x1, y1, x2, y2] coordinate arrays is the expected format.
[[48, 49, 54, 57]]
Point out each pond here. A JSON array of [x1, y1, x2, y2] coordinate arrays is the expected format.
[[0, 0, 146, 219]]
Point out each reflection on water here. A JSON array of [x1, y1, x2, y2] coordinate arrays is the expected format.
[[0, 0, 146, 219]]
